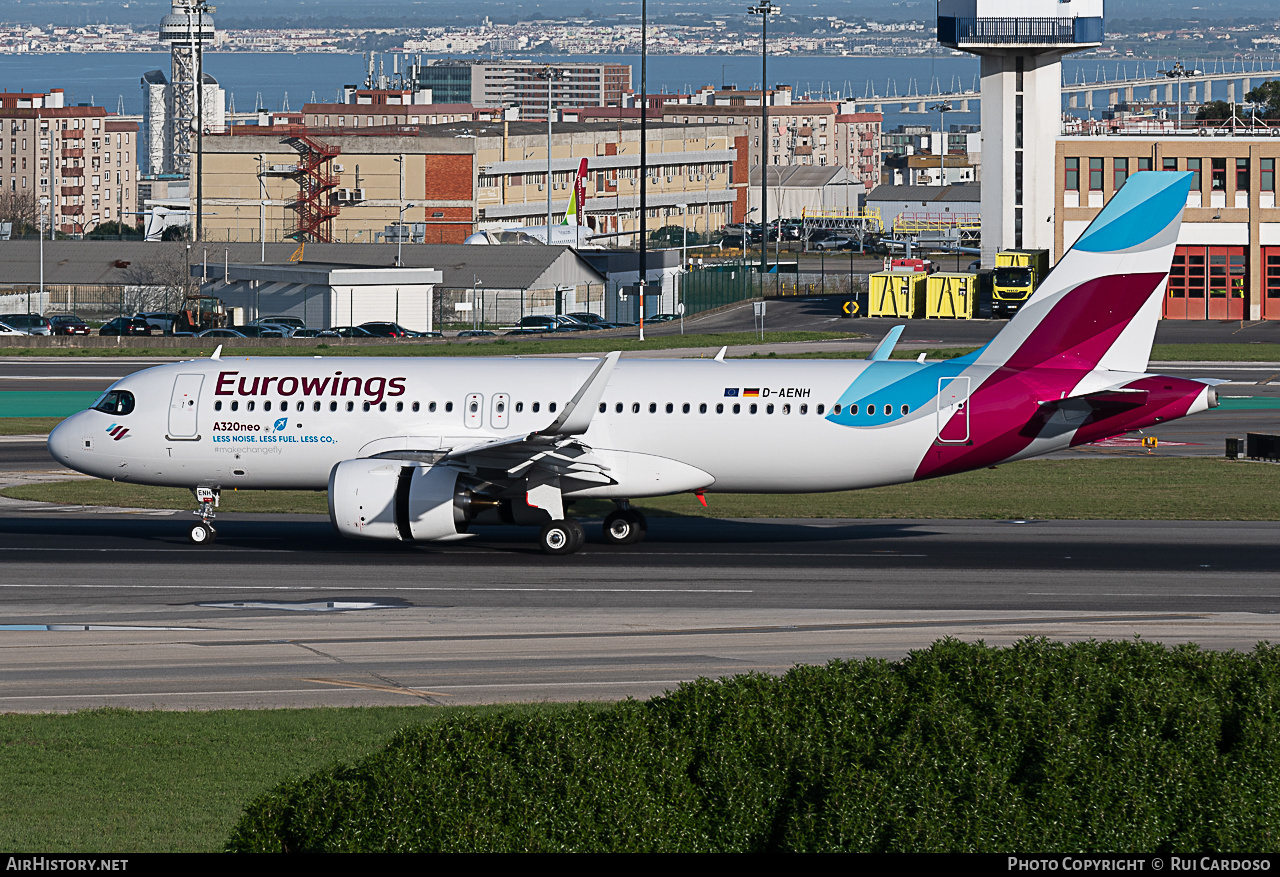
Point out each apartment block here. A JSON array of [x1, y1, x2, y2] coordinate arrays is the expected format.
[[198, 119, 746, 245], [1, 89, 138, 234]]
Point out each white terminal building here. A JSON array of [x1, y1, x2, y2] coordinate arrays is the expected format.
[[937, 0, 1104, 266]]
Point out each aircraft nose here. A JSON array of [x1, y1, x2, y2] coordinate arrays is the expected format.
[[47, 413, 84, 469]]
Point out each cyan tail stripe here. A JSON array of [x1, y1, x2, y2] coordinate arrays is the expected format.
[[1073, 172, 1192, 254]]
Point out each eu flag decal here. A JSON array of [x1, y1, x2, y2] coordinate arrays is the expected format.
[[724, 388, 739, 397]]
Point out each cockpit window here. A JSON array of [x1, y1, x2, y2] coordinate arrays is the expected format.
[[93, 390, 135, 416]]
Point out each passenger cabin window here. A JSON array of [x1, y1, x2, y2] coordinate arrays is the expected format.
[[93, 390, 134, 416]]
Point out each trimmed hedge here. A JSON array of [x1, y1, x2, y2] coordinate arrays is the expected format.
[[226, 639, 1280, 852]]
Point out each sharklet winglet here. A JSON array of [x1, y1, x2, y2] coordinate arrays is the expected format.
[[867, 326, 904, 362], [211, 345, 222, 361]]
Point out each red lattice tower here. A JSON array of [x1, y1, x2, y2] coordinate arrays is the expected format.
[[282, 134, 341, 243]]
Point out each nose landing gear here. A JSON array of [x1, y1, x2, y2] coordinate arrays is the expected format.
[[189, 487, 220, 545]]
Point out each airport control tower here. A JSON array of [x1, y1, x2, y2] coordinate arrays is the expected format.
[[156, 1, 216, 177], [938, 1, 1103, 266]]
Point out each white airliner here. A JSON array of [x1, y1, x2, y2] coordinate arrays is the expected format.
[[463, 158, 604, 247], [49, 172, 1217, 554]]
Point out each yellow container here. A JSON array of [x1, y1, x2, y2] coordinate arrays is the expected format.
[[868, 271, 925, 318], [925, 272, 977, 319]]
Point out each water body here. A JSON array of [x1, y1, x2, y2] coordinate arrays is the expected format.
[[0, 51, 1265, 130]]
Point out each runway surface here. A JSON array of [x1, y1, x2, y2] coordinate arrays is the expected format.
[[0, 504, 1277, 712], [2, 345, 1278, 712]]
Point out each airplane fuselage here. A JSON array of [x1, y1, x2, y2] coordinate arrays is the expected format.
[[49, 354, 1215, 498]]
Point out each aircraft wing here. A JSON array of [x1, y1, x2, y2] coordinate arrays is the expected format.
[[440, 433, 614, 485]]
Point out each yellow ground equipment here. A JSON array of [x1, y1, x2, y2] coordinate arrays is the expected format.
[[869, 271, 926, 318], [992, 249, 1050, 318], [926, 273, 977, 319]]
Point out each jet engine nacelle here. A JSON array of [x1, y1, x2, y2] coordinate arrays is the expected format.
[[328, 458, 490, 542]]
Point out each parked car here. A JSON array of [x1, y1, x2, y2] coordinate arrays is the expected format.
[[196, 328, 248, 338], [256, 315, 306, 331], [99, 317, 153, 336], [646, 313, 680, 323], [0, 314, 52, 335], [359, 322, 414, 338], [565, 312, 609, 326], [317, 326, 375, 338], [232, 325, 287, 338], [811, 236, 855, 251], [135, 312, 182, 334], [48, 315, 91, 336], [247, 320, 297, 337], [0, 321, 25, 336], [455, 330, 496, 338]]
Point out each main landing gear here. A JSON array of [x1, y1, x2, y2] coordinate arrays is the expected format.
[[535, 504, 648, 555], [189, 487, 220, 545], [602, 507, 647, 546], [539, 518, 586, 555]]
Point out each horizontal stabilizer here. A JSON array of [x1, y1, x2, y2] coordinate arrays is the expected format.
[[1039, 387, 1148, 411]]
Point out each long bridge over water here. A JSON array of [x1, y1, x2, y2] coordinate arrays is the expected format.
[[840, 57, 1280, 116]]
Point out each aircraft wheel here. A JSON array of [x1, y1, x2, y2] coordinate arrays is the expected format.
[[602, 509, 647, 546], [539, 519, 585, 556], [189, 522, 217, 545]]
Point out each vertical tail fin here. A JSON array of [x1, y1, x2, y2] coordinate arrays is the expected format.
[[975, 171, 1192, 375], [562, 158, 588, 226]]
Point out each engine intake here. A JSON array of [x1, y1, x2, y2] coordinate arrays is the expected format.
[[328, 458, 490, 542]]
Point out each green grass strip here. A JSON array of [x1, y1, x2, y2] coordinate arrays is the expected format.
[[0, 417, 65, 436], [6, 459, 1280, 520], [0, 704, 578, 853]]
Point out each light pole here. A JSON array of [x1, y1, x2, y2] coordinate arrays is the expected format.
[[928, 101, 952, 185], [638, 0, 648, 341], [396, 201, 415, 267], [534, 66, 566, 240], [193, 1, 215, 244], [257, 152, 266, 261], [472, 275, 481, 331], [677, 203, 688, 269], [748, 0, 780, 280], [38, 196, 49, 314]]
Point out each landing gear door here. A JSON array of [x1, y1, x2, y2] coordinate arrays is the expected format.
[[936, 376, 970, 444], [168, 374, 204, 440]]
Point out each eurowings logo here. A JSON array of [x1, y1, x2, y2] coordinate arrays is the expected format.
[[106, 423, 130, 441], [273, 417, 288, 432]]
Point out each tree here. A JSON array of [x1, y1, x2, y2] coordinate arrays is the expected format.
[[1245, 79, 1280, 119], [89, 220, 144, 240], [0, 190, 41, 236], [120, 247, 201, 316], [1196, 100, 1233, 122]]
